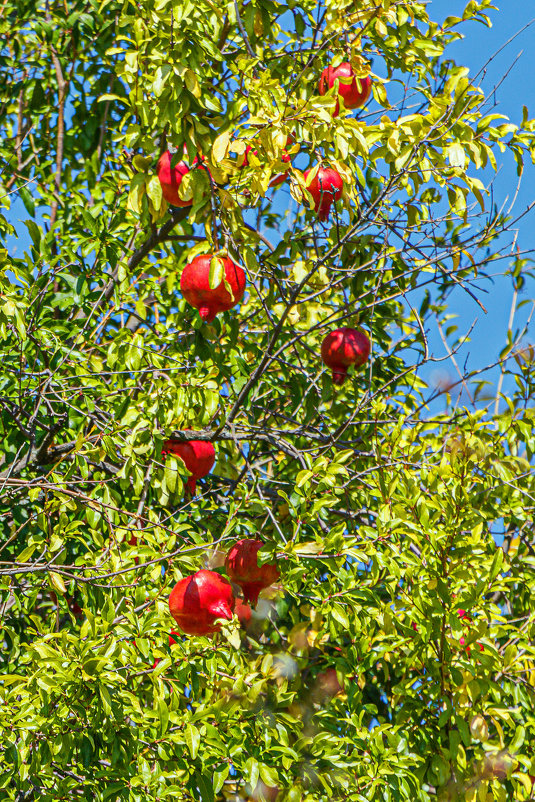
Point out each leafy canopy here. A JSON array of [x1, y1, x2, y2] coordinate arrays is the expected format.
[[1, 0, 535, 800]]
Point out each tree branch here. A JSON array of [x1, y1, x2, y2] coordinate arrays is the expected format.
[[0, 414, 67, 480]]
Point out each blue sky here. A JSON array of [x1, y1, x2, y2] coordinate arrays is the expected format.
[[420, 1, 535, 409]]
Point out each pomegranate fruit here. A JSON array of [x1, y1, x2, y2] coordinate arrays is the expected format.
[[128, 532, 141, 565], [321, 327, 371, 385], [157, 150, 192, 207], [304, 166, 343, 221], [180, 254, 246, 322], [269, 151, 292, 187], [241, 144, 258, 167], [319, 61, 371, 115], [162, 437, 216, 495], [240, 140, 292, 187], [66, 596, 84, 620], [315, 668, 343, 699], [153, 631, 180, 667], [157, 150, 211, 207], [225, 539, 279, 606], [235, 597, 253, 627], [168, 569, 235, 636]]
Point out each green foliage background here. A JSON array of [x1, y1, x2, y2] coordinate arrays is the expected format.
[[1, 0, 535, 799]]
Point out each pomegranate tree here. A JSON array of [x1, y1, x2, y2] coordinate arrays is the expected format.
[[321, 328, 371, 385], [168, 569, 235, 636], [180, 254, 246, 322], [319, 61, 372, 115], [304, 166, 343, 221], [225, 539, 279, 606], [162, 437, 215, 495]]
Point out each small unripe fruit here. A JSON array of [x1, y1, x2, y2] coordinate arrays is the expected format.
[[180, 254, 246, 322], [225, 539, 280, 606], [162, 438, 215, 495], [304, 166, 343, 221], [321, 328, 371, 385], [316, 668, 343, 698], [318, 62, 371, 115], [169, 569, 235, 636], [157, 150, 192, 207]]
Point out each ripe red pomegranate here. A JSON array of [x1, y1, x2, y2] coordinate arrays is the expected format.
[[127, 532, 141, 565], [152, 631, 180, 668], [241, 144, 257, 167], [162, 437, 215, 495], [304, 166, 343, 221], [318, 62, 371, 115], [66, 596, 84, 620], [270, 148, 292, 187], [321, 328, 371, 385], [241, 140, 292, 187], [157, 150, 211, 207], [157, 150, 192, 207], [180, 254, 246, 322], [235, 597, 253, 627], [225, 539, 279, 606], [169, 569, 235, 636]]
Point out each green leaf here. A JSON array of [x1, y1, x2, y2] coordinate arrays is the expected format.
[[213, 764, 229, 794], [259, 764, 278, 787], [98, 93, 128, 104], [197, 773, 214, 802], [331, 603, 350, 629], [24, 220, 41, 248], [185, 723, 200, 759], [209, 256, 224, 289], [127, 173, 146, 213], [19, 185, 35, 217], [490, 547, 504, 580], [158, 695, 169, 736], [446, 143, 466, 169], [48, 571, 66, 594], [146, 174, 163, 210], [212, 130, 230, 162], [164, 454, 180, 493], [246, 757, 259, 789]]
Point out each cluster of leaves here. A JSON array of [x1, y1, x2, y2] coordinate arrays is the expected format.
[[1, 0, 535, 800]]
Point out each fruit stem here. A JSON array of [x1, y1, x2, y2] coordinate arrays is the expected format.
[[332, 368, 348, 385]]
